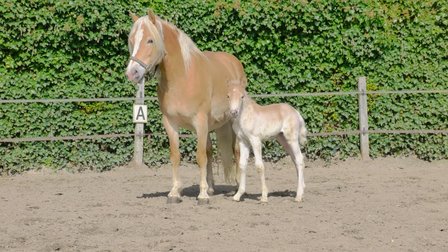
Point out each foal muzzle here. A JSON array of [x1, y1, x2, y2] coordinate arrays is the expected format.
[[229, 109, 239, 118]]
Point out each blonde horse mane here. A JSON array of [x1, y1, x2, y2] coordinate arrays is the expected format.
[[133, 14, 205, 71], [161, 20, 204, 71]]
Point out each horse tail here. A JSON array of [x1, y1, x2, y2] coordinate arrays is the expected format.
[[296, 110, 307, 147], [216, 122, 238, 184]]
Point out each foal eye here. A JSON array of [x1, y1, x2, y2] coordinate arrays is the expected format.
[[147, 39, 154, 44]]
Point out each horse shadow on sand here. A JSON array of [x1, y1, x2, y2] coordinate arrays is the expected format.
[[137, 185, 297, 202], [137, 184, 237, 199]]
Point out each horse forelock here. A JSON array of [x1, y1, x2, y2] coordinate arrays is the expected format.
[[128, 16, 165, 60]]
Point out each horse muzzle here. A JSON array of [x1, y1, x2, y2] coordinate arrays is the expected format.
[[127, 55, 161, 83], [126, 67, 145, 83]]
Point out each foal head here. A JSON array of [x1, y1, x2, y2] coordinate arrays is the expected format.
[[126, 10, 165, 83], [227, 81, 247, 118]]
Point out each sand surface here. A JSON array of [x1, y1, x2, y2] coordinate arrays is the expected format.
[[1, 157, 447, 251]]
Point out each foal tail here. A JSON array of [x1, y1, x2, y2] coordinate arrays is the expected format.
[[296, 110, 308, 147]]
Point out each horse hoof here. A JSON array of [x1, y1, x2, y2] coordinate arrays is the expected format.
[[167, 196, 182, 204], [197, 198, 210, 205], [207, 188, 215, 196]]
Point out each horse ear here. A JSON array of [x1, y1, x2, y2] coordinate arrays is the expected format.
[[147, 9, 157, 24], [129, 12, 139, 23]]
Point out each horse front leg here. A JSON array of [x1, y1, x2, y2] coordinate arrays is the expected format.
[[206, 134, 215, 195], [194, 115, 210, 205], [162, 116, 182, 204]]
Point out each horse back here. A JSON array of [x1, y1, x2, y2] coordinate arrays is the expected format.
[[203, 51, 247, 85]]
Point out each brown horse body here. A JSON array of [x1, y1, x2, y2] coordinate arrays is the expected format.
[[126, 10, 246, 204]]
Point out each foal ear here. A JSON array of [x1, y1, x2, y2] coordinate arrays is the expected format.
[[147, 9, 157, 24], [129, 12, 139, 23]]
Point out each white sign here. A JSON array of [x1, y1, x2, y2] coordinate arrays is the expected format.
[[133, 105, 148, 123]]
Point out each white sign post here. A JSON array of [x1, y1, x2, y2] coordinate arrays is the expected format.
[[133, 105, 148, 123], [130, 78, 148, 168]]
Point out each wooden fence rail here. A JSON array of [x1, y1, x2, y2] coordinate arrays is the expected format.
[[1, 77, 447, 163]]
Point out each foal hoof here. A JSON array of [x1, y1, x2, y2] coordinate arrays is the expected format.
[[167, 196, 182, 204], [197, 198, 210, 205], [233, 194, 242, 202], [260, 198, 269, 203]]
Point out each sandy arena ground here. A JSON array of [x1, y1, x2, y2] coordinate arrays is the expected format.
[[0, 157, 447, 251]]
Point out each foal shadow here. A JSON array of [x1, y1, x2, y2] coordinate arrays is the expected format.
[[137, 184, 237, 199], [242, 190, 296, 201]]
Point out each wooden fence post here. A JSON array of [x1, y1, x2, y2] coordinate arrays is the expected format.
[[130, 77, 148, 168], [358, 76, 370, 160]]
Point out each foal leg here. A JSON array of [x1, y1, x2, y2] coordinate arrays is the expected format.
[[277, 134, 305, 202], [233, 141, 250, 201], [251, 138, 268, 202], [162, 116, 182, 203], [232, 131, 241, 185], [206, 134, 215, 195], [288, 139, 305, 202]]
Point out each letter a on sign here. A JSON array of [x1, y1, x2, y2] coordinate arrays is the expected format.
[[133, 105, 148, 123]]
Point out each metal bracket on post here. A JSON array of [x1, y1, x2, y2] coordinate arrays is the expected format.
[[129, 77, 148, 169], [358, 76, 371, 160]]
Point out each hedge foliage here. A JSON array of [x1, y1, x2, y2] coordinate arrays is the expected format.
[[1, 0, 447, 174]]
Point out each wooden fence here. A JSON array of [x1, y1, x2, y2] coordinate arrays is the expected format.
[[1, 77, 447, 165]]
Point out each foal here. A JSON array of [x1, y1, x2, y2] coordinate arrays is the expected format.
[[228, 82, 307, 202]]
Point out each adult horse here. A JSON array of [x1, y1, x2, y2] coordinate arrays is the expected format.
[[125, 10, 246, 204]]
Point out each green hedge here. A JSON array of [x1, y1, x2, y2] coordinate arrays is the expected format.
[[1, 0, 447, 174]]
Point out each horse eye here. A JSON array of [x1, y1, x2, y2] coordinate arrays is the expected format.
[[147, 39, 154, 44]]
